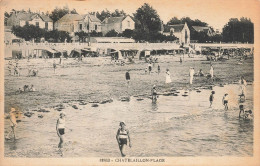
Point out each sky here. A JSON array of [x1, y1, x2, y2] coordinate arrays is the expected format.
[[1, 0, 259, 30]]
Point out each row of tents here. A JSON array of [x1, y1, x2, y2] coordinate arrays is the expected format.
[[10, 46, 188, 60]]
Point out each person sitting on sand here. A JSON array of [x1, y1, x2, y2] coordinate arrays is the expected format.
[[209, 91, 215, 107], [116, 122, 131, 157], [197, 69, 204, 77], [222, 93, 229, 110], [244, 110, 253, 120], [5, 108, 18, 140], [29, 85, 36, 92], [56, 112, 66, 149], [151, 85, 158, 103], [145, 67, 148, 74], [23, 85, 30, 92]]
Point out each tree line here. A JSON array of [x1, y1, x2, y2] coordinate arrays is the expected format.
[[6, 3, 254, 43]]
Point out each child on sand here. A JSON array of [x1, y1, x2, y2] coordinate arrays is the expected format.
[[209, 91, 215, 107], [165, 69, 172, 84], [125, 71, 130, 86], [222, 94, 229, 110], [151, 85, 158, 103], [53, 60, 57, 73], [56, 112, 66, 149], [116, 122, 131, 157], [5, 108, 18, 140], [210, 64, 214, 78], [189, 67, 195, 84], [157, 64, 160, 74]]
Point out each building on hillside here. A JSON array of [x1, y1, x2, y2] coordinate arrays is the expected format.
[[6, 11, 53, 30], [163, 22, 190, 45], [101, 15, 135, 35], [192, 26, 214, 36], [54, 13, 101, 35]]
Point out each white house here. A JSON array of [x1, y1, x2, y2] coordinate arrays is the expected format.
[[163, 22, 190, 45], [7, 11, 53, 31], [55, 13, 102, 35], [101, 15, 135, 35], [192, 26, 214, 36]]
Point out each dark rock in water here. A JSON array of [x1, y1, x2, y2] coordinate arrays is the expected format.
[[107, 99, 113, 103], [72, 105, 78, 109], [24, 112, 34, 117], [184, 91, 188, 94], [137, 98, 144, 101], [79, 102, 87, 105], [99, 100, 107, 104], [182, 94, 188, 97], [56, 104, 65, 109], [92, 104, 99, 107], [173, 94, 178, 96], [121, 97, 130, 102], [37, 108, 50, 113], [175, 91, 180, 93], [57, 108, 63, 112], [89, 101, 99, 103], [219, 84, 224, 87], [38, 114, 43, 118], [63, 101, 69, 103], [196, 90, 201, 93], [16, 120, 22, 123]]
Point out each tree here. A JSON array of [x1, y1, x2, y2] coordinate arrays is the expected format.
[[120, 29, 134, 38], [167, 17, 181, 25], [96, 9, 126, 22], [134, 3, 161, 33], [96, 9, 111, 22], [75, 31, 88, 42], [105, 30, 119, 37], [222, 17, 253, 43], [49, 6, 78, 23], [12, 25, 46, 41]]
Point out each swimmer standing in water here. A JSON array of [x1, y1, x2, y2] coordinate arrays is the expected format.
[[116, 122, 131, 157], [56, 112, 66, 150], [5, 108, 18, 140]]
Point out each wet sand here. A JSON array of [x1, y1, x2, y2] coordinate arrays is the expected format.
[[4, 55, 254, 157]]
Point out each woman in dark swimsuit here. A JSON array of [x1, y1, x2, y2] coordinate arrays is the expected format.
[[116, 122, 131, 157]]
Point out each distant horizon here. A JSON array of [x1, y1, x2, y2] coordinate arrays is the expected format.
[[1, 0, 258, 31]]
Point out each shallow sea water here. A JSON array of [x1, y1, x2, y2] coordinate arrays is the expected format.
[[4, 83, 253, 157]]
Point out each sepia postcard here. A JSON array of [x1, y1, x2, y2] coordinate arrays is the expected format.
[[0, 0, 259, 165]]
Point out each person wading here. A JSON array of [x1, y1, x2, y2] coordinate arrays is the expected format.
[[116, 122, 131, 157]]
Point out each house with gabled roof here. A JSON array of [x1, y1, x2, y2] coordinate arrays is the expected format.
[[7, 11, 53, 31], [54, 13, 102, 35], [192, 26, 214, 36], [101, 15, 135, 35], [163, 22, 190, 44]]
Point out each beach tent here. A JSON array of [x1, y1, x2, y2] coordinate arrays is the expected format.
[[69, 49, 82, 58], [12, 50, 23, 59]]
